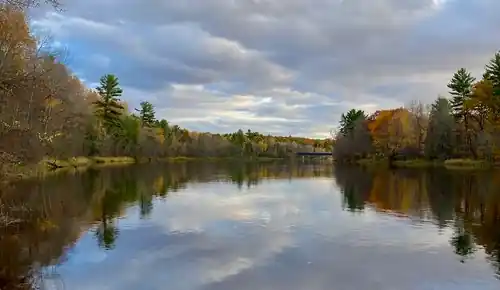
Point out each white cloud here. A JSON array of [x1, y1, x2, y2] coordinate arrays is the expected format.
[[29, 0, 500, 137]]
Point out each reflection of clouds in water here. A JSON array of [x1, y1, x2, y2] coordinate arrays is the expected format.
[[58, 179, 330, 289], [60, 233, 109, 266], [148, 179, 330, 234], [57, 178, 500, 290]]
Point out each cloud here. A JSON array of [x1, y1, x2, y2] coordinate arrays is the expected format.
[[29, 0, 500, 137]]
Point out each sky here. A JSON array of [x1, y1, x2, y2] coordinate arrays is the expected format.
[[28, 0, 500, 138]]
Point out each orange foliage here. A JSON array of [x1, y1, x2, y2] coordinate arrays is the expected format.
[[367, 108, 409, 133], [366, 108, 413, 154]]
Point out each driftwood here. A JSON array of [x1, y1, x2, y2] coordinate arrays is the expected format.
[[45, 160, 63, 170]]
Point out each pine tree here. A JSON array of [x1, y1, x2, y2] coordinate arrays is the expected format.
[[339, 109, 367, 136], [447, 68, 475, 120], [93, 74, 124, 131], [424, 97, 455, 159], [485, 51, 500, 91], [135, 101, 156, 127], [485, 51, 500, 119]]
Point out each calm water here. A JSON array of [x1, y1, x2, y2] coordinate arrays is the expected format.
[[2, 162, 500, 290]]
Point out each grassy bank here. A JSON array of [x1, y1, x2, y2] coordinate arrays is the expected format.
[[443, 159, 492, 170], [354, 158, 494, 170], [1, 156, 286, 183]]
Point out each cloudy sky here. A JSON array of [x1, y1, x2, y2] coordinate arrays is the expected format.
[[29, 0, 500, 138]]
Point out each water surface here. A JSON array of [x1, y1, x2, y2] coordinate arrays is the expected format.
[[2, 162, 500, 289]]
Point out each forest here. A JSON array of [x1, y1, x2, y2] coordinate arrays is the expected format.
[[334, 50, 500, 167], [0, 4, 331, 180]]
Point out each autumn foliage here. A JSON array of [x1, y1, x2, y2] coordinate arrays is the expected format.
[[335, 50, 500, 164], [0, 6, 332, 180]]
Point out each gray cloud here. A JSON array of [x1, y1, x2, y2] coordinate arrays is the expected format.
[[30, 0, 500, 137]]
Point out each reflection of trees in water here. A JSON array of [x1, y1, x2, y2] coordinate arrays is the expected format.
[[0, 172, 96, 289], [0, 161, 334, 288], [8, 162, 500, 285], [334, 166, 373, 212], [450, 219, 476, 263], [30, 263, 65, 290], [333, 166, 500, 278]]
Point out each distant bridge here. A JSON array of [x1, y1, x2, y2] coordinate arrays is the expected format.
[[295, 152, 333, 156]]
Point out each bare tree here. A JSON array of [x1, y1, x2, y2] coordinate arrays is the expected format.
[[406, 100, 429, 153], [1, 0, 61, 10]]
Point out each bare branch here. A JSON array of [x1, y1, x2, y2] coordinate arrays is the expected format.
[[1, 0, 62, 11]]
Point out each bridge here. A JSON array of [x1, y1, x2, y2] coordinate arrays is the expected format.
[[295, 152, 333, 156]]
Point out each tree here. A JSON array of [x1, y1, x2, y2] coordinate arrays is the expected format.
[[485, 52, 500, 119], [407, 100, 428, 152], [367, 109, 413, 158], [135, 101, 156, 127], [469, 79, 494, 129], [424, 97, 455, 159], [485, 52, 500, 92], [448, 68, 476, 157], [2, 0, 61, 10], [334, 118, 373, 162], [93, 74, 124, 131], [448, 68, 476, 119], [339, 109, 367, 136]]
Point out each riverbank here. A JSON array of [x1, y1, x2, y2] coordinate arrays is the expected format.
[[1, 156, 286, 184], [354, 158, 493, 170]]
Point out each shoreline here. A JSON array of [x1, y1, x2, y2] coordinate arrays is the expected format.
[[351, 158, 494, 170], [1, 156, 286, 184], [4, 156, 497, 184]]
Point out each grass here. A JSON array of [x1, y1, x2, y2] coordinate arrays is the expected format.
[[2, 156, 138, 183], [392, 159, 441, 168], [2, 155, 288, 183], [156, 156, 284, 163], [90, 156, 136, 164], [443, 158, 492, 170], [353, 157, 494, 170], [356, 158, 390, 166]]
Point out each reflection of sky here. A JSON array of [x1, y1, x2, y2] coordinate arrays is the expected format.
[[53, 178, 499, 290]]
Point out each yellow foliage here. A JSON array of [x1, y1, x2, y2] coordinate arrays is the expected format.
[[154, 128, 165, 145], [45, 96, 61, 108], [367, 108, 413, 153]]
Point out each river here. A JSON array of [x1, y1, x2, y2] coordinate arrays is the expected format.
[[1, 161, 500, 290]]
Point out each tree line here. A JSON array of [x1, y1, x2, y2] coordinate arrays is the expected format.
[[0, 5, 331, 179], [334, 51, 500, 164]]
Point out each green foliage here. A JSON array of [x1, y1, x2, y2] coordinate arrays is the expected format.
[[448, 68, 475, 119], [93, 74, 124, 130], [339, 109, 367, 136], [333, 51, 500, 163], [136, 101, 156, 127], [424, 97, 455, 159], [485, 52, 500, 117], [485, 52, 500, 91]]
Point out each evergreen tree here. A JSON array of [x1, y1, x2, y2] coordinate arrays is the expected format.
[[424, 97, 455, 159], [93, 74, 124, 131], [485, 51, 500, 91], [447, 68, 475, 120], [135, 101, 156, 127], [485, 51, 500, 118], [447, 68, 476, 157], [339, 109, 367, 136]]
